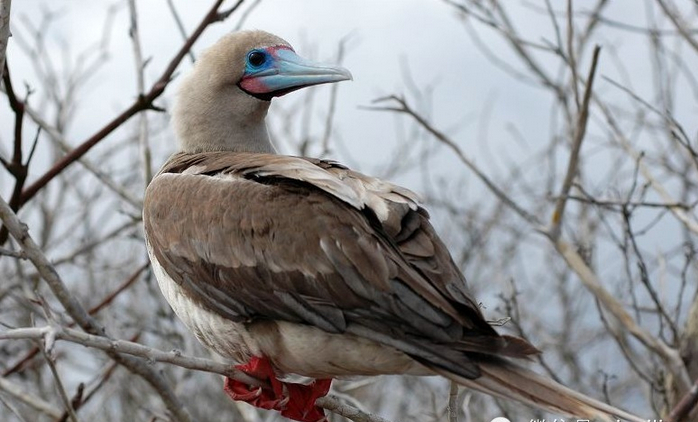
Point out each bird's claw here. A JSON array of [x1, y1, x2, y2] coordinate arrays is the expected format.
[[277, 394, 290, 408], [223, 356, 332, 422]]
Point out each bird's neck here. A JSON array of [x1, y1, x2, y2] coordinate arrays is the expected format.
[[173, 85, 277, 154]]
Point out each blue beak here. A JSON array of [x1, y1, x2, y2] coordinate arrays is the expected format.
[[239, 47, 352, 100]]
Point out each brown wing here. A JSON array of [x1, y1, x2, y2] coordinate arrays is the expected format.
[[311, 159, 488, 317], [143, 152, 537, 379]]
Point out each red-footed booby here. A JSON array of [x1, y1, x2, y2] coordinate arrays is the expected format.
[[143, 30, 643, 422]]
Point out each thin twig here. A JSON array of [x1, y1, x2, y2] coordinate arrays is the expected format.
[[0, 62, 30, 245], [0, 245, 26, 258], [561, 193, 695, 210], [23, 103, 142, 209], [320, 35, 350, 157], [128, 0, 153, 186], [373, 79, 691, 396], [316, 395, 399, 422], [56, 383, 84, 422], [55, 361, 118, 422], [595, 98, 698, 236], [567, 0, 580, 108], [39, 339, 81, 422], [549, 45, 601, 239], [0, 393, 30, 422], [656, 0, 698, 55], [232, 0, 264, 31]]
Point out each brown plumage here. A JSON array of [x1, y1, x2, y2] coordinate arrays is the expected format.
[[143, 30, 644, 422]]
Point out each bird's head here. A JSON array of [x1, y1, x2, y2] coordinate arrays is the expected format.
[[173, 30, 352, 153]]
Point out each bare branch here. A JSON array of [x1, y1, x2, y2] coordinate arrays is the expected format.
[[22, 103, 143, 209], [0, 324, 399, 422], [549, 45, 601, 239], [595, 99, 698, 236], [0, 245, 26, 259], [3, 262, 147, 377], [374, 63, 692, 397], [320, 35, 351, 157], [39, 339, 81, 422], [232, 0, 264, 31], [566, 0, 580, 108], [0, 326, 262, 386], [561, 193, 695, 210]]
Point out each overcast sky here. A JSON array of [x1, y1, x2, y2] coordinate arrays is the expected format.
[[4, 0, 695, 179]]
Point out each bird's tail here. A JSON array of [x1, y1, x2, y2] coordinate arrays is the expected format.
[[431, 359, 645, 422]]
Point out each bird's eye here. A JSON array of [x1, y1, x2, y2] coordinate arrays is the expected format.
[[247, 51, 267, 67]]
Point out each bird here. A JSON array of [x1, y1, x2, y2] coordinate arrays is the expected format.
[[143, 30, 644, 422]]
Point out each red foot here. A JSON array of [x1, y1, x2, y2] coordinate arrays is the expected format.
[[224, 356, 332, 422]]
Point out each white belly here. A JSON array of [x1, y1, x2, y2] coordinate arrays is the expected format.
[[147, 241, 429, 378], [147, 241, 262, 363]]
